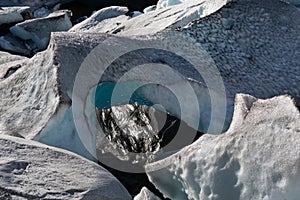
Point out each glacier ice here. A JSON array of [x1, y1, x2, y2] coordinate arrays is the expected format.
[[0, 134, 131, 199], [156, 0, 187, 10], [134, 187, 161, 200], [0, 34, 33, 56], [146, 94, 300, 200], [69, 0, 229, 36], [0, 6, 31, 25], [70, 6, 129, 33], [10, 10, 72, 50]]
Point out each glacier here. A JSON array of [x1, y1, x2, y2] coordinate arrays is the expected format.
[[146, 94, 300, 200]]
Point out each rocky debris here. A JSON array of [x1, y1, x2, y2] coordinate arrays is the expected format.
[[70, 0, 229, 36], [97, 102, 203, 164], [0, 34, 34, 56], [179, 0, 300, 106], [10, 10, 72, 50], [134, 187, 162, 200], [0, 134, 131, 200], [70, 6, 129, 33], [146, 94, 300, 200], [0, 6, 32, 26], [98, 104, 161, 154]]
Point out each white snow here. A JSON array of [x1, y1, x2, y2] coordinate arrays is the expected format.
[[143, 5, 156, 13], [134, 187, 161, 200], [146, 94, 300, 200]]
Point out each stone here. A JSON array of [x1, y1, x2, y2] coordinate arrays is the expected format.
[[146, 94, 300, 200], [0, 134, 131, 200], [10, 10, 72, 50], [0, 6, 32, 25]]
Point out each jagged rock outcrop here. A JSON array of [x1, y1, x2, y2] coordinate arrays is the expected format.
[[146, 94, 300, 200], [0, 134, 131, 200]]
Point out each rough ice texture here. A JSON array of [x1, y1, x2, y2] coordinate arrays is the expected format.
[[146, 94, 300, 200], [70, 0, 229, 36], [134, 187, 161, 200], [10, 10, 72, 50], [155, 0, 300, 9], [0, 134, 131, 200], [0, 32, 109, 160], [0, 30, 232, 160], [156, 0, 188, 9], [0, 34, 34, 56], [70, 0, 300, 107], [0, 0, 71, 9], [0, 6, 31, 25], [0, 51, 26, 65], [181, 0, 300, 106], [70, 6, 129, 32]]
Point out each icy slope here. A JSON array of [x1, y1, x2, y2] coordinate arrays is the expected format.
[[70, 0, 229, 35], [146, 94, 300, 200], [0, 134, 131, 200], [181, 0, 300, 106]]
